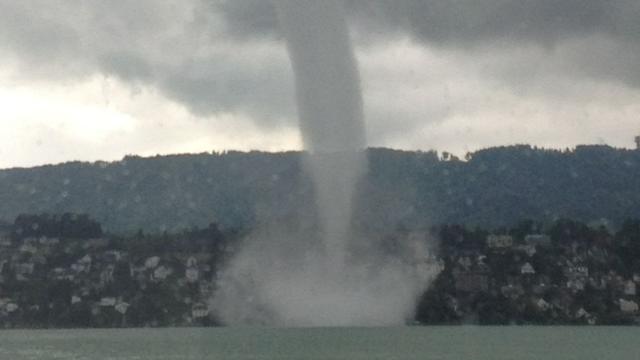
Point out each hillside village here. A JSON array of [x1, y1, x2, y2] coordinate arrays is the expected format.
[[1, 215, 640, 328], [0, 215, 234, 328], [416, 220, 640, 325]]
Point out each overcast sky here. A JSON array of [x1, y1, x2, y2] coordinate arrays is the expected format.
[[1, 0, 639, 169]]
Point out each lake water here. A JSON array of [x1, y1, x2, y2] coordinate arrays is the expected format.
[[1, 327, 638, 359]]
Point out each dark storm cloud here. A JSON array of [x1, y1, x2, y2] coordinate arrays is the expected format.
[[98, 52, 155, 83], [215, 0, 639, 45], [214, 0, 640, 87], [1, 0, 639, 144], [159, 54, 294, 123], [215, 0, 280, 39], [0, 0, 296, 125], [0, 2, 81, 64], [349, 0, 628, 44]]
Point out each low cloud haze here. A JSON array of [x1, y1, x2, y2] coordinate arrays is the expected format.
[[1, 0, 639, 168]]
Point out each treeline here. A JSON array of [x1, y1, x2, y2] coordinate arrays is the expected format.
[[0, 145, 639, 233], [12, 213, 103, 239]]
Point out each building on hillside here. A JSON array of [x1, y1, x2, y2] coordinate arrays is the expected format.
[[619, 299, 639, 314], [521, 262, 536, 275], [487, 235, 513, 249], [525, 234, 551, 247], [192, 303, 209, 319], [624, 280, 637, 296]]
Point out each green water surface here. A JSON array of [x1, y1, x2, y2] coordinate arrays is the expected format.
[[0, 327, 637, 359]]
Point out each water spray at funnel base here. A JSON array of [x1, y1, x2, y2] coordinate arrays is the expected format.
[[211, 0, 441, 326]]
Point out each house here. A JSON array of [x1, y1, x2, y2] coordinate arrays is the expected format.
[[525, 234, 551, 247], [115, 301, 130, 315], [153, 266, 172, 281], [517, 244, 537, 257], [186, 267, 199, 283], [0, 298, 10, 308], [186, 256, 198, 268], [19, 243, 38, 254], [619, 299, 639, 313], [457, 256, 473, 270], [486, 235, 513, 249], [624, 280, 637, 296], [15, 262, 35, 281], [536, 298, 551, 311], [5, 302, 19, 313], [99, 297, 117, 307], [575, 308, 590, 319], [52, 267, 74, 281], [501, 284, 525, 300], [575, 308, 596, 324], [100, 265, 115, 284], [145, 256, 160, 269], [564, 263, 589, 280], [521, 263, 536, 275], [566, 279, 586, 292], [192, 303, 209, 319], [72, 255, 92, 273]]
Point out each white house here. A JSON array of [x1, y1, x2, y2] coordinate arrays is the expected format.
[[525, 234, 551, 247], [5, 302, 19, 313], [99, 297, 117, 307], [100, 265, 115, 284], [575, 308, 590, 319], [192, 303, 209, 319], [536, 298, 551, 311], [619, 299, 639, 313], [624, 280, 637, 296], [521, 263, 536, 275], [186, 256, 198, 268], [145, 256, 160, 269], [487, 235, 514, 249], [153, 266, 172, 281], [115, 301, 130, 315], [517, 244, 537, 257], [567, 279, 586, 292]]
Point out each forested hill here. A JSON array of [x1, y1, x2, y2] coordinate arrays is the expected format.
[[1, 145, 639, 234]]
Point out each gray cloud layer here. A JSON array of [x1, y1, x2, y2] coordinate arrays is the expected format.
[[218, 0, 640, 85], [1, 0, 639, 154], [218, 0, 640, 45]]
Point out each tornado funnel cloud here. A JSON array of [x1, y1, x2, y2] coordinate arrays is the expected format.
[[212, 0, 440, 327], [277, 0, 366, 269], [276, 0, 366, 154]]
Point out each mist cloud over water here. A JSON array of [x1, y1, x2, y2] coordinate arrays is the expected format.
[[212, 0, 439, 326]]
